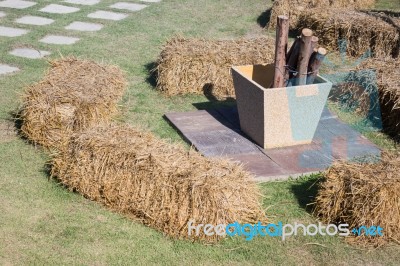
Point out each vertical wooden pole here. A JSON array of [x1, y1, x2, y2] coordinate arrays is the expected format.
[[307, 47, 327, 84], [272, 15, 289, 88], [286, 37, 301, 85], [296, 28, 313, 86], [310, 36, 319, 54]]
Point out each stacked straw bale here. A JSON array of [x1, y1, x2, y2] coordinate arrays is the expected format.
[[155, 36, 275, 99], [267, 0, 376, 29], [337, 57, 400, 139], [51, 123, 266, 242], [298, 9, 400, 58], [20, 57, 127, 150], [314, 153, 400, 246]]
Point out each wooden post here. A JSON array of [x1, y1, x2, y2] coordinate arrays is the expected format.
[[307, 47, 327, 84], [296, 28, 313, 86], [286, 36, 300, 64], [272, 15, 289, 88], [285, 37, 301, 85], [310, 36, 319, 54]]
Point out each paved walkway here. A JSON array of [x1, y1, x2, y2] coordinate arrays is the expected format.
[[165, 107, 381, 182], [0, 0, 160, 76]]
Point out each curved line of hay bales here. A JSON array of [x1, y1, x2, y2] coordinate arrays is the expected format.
[[297, 9, 399, 58], [20, 57, 266, 242], [20, 57, 128, 150], [267, 0, 376, 30], [155, 36, 276, 100], [50, 123, 266, 242], [335, 57, 400, 139], [313, 153, 400, 246]]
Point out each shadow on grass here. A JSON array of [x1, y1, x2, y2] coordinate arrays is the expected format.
[[290, 175, 321, 213], [7, 109, 32, 144], [257, 8, 272, 28], [145, 61, 158, 88]]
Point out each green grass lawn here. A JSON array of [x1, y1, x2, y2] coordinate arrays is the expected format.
[[1, 0, 400, 265]]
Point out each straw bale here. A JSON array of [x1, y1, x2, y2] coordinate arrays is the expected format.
[[50, 123, 266, 242], [267, 0, 375, 30], [155, 36, 275, 99], [298, 9, 399, 58], [314, 153, 400, 246], [335, 57, 400, 139], [20, 57, 127, 150]]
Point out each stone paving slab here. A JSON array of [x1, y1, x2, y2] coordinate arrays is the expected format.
[[0, 0, 36, 9], [110, 2, 147, 12], [39, 35, 79, 45], [0, 11, 5, 18], [64, 0, 100, 5], [227, 153, 286, 182], [40, 4, 80, 14], [87, 10, 128, 21], [165, 106, 381, 181], [0, 64, 19, 75], [0, 26, 29, 37], [9, 48, 50, 59], [65, 21, 103, 31], [15, 15, 54, 26]]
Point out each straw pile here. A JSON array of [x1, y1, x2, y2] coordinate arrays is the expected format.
[[298, 9, 400, 58], [20, 57, 127, 150], [267, 0, 375, 29], [336, 57, 400, 139], [314, 153, 400, 246], [50, 123, 266, 242], [155, 36, 275, 99]]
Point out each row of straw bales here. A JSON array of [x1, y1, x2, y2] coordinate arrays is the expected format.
[[337, 57, 400, 139], [155, 36, 275, 99], [20, 57, 266, 242], [267, 0, 376, 29], [298, 9, 400, 58]]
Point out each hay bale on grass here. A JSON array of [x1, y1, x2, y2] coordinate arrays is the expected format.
[[155, 36, 275, 99], [267, 0, 375, 30], [20, 57, 127, 150], [314, 153, 400, 246], [335, 57, 400, 139], [50, 123, 265, 242], [298, 9, 399, 58]]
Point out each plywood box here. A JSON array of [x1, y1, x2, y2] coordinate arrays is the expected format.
[[231, 64, 332, 149]]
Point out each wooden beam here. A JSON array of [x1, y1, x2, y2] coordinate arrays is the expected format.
[[285, 37, 301, 85], [307, 47, 327, 84], [272, 15, 289, 88], [310, 36, 319, 54], [296, 28, 313, 86]]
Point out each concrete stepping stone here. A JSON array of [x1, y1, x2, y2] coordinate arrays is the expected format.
[[40, 4, 80, 14], [0, 26, 29, 37], [0, 0, 36, 9], [0, 64, 19, 75], [0, 11, 6, 18], [16, 16, 54, 26], [9, 48, 51, 59], [39, 35, 79, 45], [65, 21, 103, 32], [110, 2, 147, 12], [64, 0, 100, 5], [87, 10, 128, 21]]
